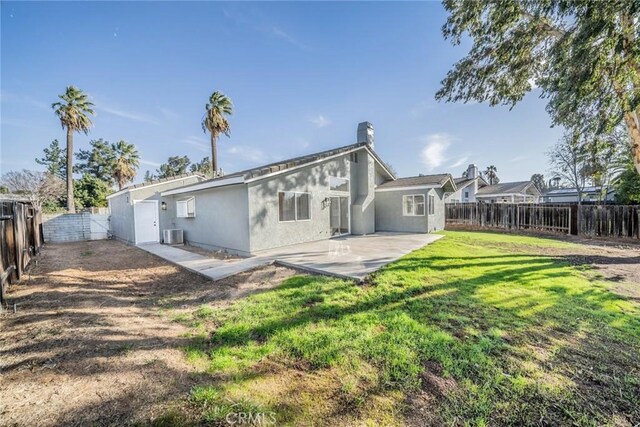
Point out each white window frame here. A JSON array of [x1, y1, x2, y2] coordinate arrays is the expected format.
[[428, 194, 435, 215], [278, 191, 311, 222], [402, 194, 425, 217], [176, 197, 196, 218], [329, 176, 350, 193]]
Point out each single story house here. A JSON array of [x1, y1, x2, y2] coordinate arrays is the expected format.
[[475, 181, 542, 203], [107, 174, 206, 244], [444, 164, 489, 203], [542, 186, 616, 203], [107, 122, 457, 255], [445, 164, 540, 203]]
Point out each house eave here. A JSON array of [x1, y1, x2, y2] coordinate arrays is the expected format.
[[161, 176, 245, 196], [106, 175, 203, 199]]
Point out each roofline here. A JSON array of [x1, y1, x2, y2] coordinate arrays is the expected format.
[[375, 184, 442, 193], [106, 174, 203, 199], [375, 174, 457, 193], [476, 192, 540, 198], [244, 145, 395, 184], [161, 175, 245, 196]]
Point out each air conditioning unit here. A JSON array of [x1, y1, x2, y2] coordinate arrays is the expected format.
[[163, 229, 184, 245]]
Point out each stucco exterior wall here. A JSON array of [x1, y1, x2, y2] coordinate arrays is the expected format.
[[374, 189, 429, 233], [350, 151, 376, 235], [374, 187, 446, 233], [428, 188, 446, 231], [108, 193, 135, 243], [247, 155, 354, 253], [163, 184, 251, 255], [107, 176, 203, 244]]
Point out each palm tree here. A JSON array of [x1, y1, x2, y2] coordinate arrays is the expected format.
[[111, 140, 140, 190], [202, 91, 233, 176], [484, 165, 499, 185], [52, 86, 95, 212]]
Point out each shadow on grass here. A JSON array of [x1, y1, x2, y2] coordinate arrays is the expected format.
[[181, 240, 640, 425]]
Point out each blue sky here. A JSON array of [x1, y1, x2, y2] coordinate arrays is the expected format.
[[1, 1, 562, 183]]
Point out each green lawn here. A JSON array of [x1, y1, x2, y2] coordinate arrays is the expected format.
[[167, 231, 640, 426]]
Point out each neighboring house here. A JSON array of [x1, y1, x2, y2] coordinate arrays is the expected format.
[[445, 164, 489, 203], [475, 181, 542, 203], [542, 186, 616, 203], [107, 122, 457, 255]]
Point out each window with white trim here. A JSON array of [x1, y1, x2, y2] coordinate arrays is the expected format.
[[279, 192, 310, 221], [428, 195, 435, 215], [176, 197, 196, 218], [403, 194, 425, 216], [329, 176, 349, 192]]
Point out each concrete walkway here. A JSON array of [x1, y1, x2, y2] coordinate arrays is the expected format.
[[138, 232, 443, 282]]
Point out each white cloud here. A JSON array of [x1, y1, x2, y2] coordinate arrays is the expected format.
[[448, 156, 469, 169], [140, 159, 161, 167], [227, 145, 269, 164], [182, 136, 209, 153], [409, 101, 433, 118], [420, 133, 453, 171], [310, 114, 331, 128], [272, 26, 307, 49], [159, 107, 179, 120], [510, 154, 527, 162], [99, 105, 160, 125], [1, 91, 49, 110]]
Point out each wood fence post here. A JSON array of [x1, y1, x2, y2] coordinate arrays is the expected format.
[[11, 202, 21, 280]]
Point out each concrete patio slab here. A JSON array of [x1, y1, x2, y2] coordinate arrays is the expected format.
[[138, 232, 443, 282], [261, 232, 443, 281]]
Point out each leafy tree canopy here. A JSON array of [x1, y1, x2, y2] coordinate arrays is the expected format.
[[35, 139, 67, 179], [74, 174, 111, 208], [75, 139, 116, 184], [112, 140, 140, 190], [437, 0, 640, 173], [157, 155, 191, 179], [190, 156, 213, 177], [530, 173, 547, 192], [202, 91, 233, 176]]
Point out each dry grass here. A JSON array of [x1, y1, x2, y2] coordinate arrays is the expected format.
[[0, 240, 296, 427]]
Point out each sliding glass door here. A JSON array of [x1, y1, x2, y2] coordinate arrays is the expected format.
[[330, 196, 349, 236]]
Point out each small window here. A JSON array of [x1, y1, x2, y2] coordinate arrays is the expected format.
[[428, 195, 435, 215], [403, 195, 425, 216], [464, 191, 469, 198], [350, 152, 359, 163], [176, 197, 196, 218], [329, 176, 349, 192], [279, 191, 310, 222]]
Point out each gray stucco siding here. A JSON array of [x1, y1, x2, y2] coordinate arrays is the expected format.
[[107, 176, 203, 244], [163, 184, 251, 255], [247, 155, 353, 253], [428, 188, 446, 232], [108, 193, 135, 243], [375, 189, 429, 233]]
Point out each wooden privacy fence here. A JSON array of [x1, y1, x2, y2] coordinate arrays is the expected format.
[[446, 202, 640, 239], [0, 200, 43, 303], [445, 203, 572, 234], [578, 205, 640, 239]]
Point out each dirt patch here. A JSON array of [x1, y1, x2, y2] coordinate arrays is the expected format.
[[179, 243, 240, 262], [404, 362, 457, 427], [0, 240, 298, 427]]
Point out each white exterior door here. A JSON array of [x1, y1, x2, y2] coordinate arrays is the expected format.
[[134, 200, 159, 244]]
